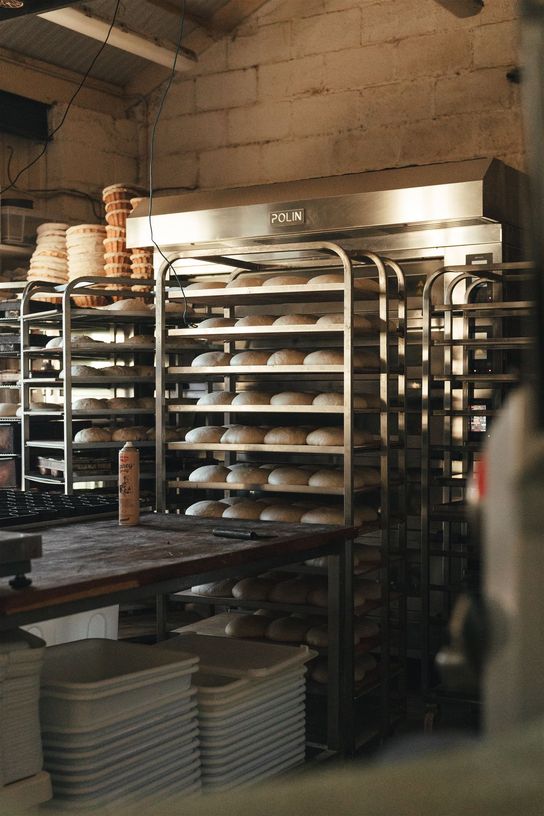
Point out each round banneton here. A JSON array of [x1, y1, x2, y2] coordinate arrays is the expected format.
[[105, 209, 129, 227], [36, 234, 68, 242], [103, 239, 126, 252], [31, 255, 67, 266], [66, 224, 106, 236], [104, 251, 131, 264], [130, 196, 146, 210], [34, 248, 67, 259], [105, 225, 126, 236], [37, 222, 70, 233], [105, 200, 132, 213]]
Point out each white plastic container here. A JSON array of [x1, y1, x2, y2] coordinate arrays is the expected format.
[[22, 606, 119, 646], [40, 639, 198, 727]]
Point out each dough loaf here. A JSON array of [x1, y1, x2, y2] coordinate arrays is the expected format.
[[190, 579, 237, 597], [308, 467, 380, 489], [221, 425, 267, 444], [185, 280, 226, 290], [355, 619, 380, 640], [301, 505, 378, 526], [197, 317, 236, 328], [185, 500, 226, 518], [133, 365, 154, 377], [273, 314, 317, 325], [222, 501, 266, 520], [259, 505, 305, 523], [197, 391, 235, 405], [268, 578, 313, 604], [45, 336, 63, 349], [73, 427, 112, 443], [231, 391, 271, 405], [263, 427, 308, 445], [0, 403, 18, 417], [230, 351, 271, 366], [267, 349, 306, 365], [312, 392, 380, 409], [137, 397, 155, 410], [309, 274, 380, 295], [225, 275, 264, 288], [304, 349, 379, 370], [107, 397, 136, 409], [226, 464, 269, 484], [112, 426, 148, 442], [263, 275, 309, 286], [129, 335, 154, 345], [265, 616, 311, 643], [270, 392, 315, 405], [185, 426, 225, 443], [232, 576, 277, 601], [305, 427, 374, 446], [60, 365, 101, 378], [235, 315, 276, 327], [72, 398, 108, 411], [101, 299, 151, 312], [315, 313, 384, 333], [146, 427, 179, 441], [268, 467, 311, 485], [189, 464, 230, 483], [225, 615, 269, 639], [191, 351, 232, 367]]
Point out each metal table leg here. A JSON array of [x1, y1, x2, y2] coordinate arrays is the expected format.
[[327, 537, 354, 754]]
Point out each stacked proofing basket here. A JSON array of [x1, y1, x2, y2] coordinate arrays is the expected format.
[[102, 184, 152, 295], [39, 639, 200, 810], [158, 634, 314, 792]]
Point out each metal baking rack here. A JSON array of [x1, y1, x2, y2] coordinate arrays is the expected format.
[[421, 260, 534, 703], [19, 276, 159, 493], [155, 240, 408, 750]]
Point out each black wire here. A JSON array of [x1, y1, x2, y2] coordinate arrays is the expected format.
[[147, 0, 194, 328], [1, 0, 122, 197]]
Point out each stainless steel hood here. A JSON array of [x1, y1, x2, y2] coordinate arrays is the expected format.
[[126, 158, 525, 251]]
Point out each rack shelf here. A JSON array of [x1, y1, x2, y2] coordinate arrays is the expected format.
[[167, 480, 381, 496]]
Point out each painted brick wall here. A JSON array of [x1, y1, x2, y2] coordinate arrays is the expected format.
[[149, 0, 522, 190]]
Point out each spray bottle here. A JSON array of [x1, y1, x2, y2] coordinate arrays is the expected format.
[[118, 441, 140, 526]]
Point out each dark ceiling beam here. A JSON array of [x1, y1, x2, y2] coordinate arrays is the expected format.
[[0, 1, 75, 23], [145, 0, 222, 38]]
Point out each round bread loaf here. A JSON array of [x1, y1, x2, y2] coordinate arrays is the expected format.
[[263, 275, 309, 286], [72, 398, 108, 411], [0, 403, 18, 417], [137, 397, 155, 410], [71, 334, 100, 347], [222, 501, 266, 520], [308, 466, 380, 489], [197, 391, 235, 405], [235, 315, 275, 327], [305, 427, 374, 446], [267, 349, 306, 365], [197, 317, 237, 328], [305, 624, 362, 648], [267, 466, 311, 485], [73, 427, 112, 443], [265, 616, 311, 643], [263, 427, 308, 445], [100, 365, 128, 377], [60, 364, 101, 378], [129, 334, 154, 345], [225, 275, 264, 288], [219, 496, 244, 506], [107, 397, 136, 409], [133, 365, 154, 377], [21, 401, 59, 414], [354, 543, 382, 564], [101, 299, 151, 312], [221, 425, 267, 444], [225, 615, 269, 639], [268, 578, 313, 604], [273, 314, 317, 325], [190, 579, 237, 597], [232, 576, 277, 601], [191, 351, 232, 367], [355, 619, 380, 640], [189, 464, 230, 483], [312, 392, 380, 408], [270, 392, 316, 405], [112, 426, 148, 442], [309, 274, 380, 295], [315, 313, 383, 332], [45, 336, 63, 349], [146, 427, 179, 441], [304, 349, 379, 370], [185, 280, 226, 290], [259, 505, 305, 523], [226, 464, 269, 484], [301, 505, 378, 526], [185, 500, 226, 518], [231, 391, 271, 405], [185, 426, 225, 443], [230, 351, 270, 366]]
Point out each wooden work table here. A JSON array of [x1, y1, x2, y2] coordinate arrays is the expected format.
[[0, 513, 356, 753]]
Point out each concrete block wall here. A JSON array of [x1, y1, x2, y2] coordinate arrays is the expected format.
[[150, 0, 523, 190]]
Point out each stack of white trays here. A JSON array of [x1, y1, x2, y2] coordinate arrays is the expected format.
[[0, 630, 47, 790], [39, 639, 200, 811], [160, 634, 315, 792]]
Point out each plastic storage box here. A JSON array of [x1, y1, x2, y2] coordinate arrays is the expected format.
[[0, 205, 44, 246], [22, 605, 119, 646]]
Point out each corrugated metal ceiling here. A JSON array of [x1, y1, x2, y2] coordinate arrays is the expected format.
[[0, 0, 234, 88]]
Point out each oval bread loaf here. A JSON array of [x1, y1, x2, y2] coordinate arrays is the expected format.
[[73, 427, 112, 443], [270, 392, 316, 405], [112, 426, 148, 442], [225, 275, 264, 288], [189, 464, 230, 483], [259, 505, 305, 523], [225, 614, 270, 639], [273, 314, 317, 325], [267, 349, 306, 365], [0, 403, 19, 417], [185, 500, 225, 518], [222, 501, 266, 520], [312, 392, 380, 408], [108, 397, 136, 409], [129, 334, 154, 345], [197, 391, 235, 405], [185, 426, 225, 443], [60, 364, 101, 378], [309, 274, 380, 295], [227, 464, 269, 484], [231, 391, 271, 405], [146, 427, 179, 441], [265, 616, 311, 643], [190, 579, 237, 597], [232, 576, 278, 601], [263, 426, 308, 445], [263, 275, 309, 286], [72, 398, 108, 411], [304, 349, 379, 370], [354, 543, 382, 564], [301, 505, 378, 526], [308, 467, 380, 489], [267, 466, 311, 485], [315, 313, 385, 332], [191, 351, 232, 367], [305, 427, 374, 446], [268, 578, 314, 604], [355, 619, 380, 639], [185, 280, 226, 290], [197, 317, 236, 328], [221, 425, 267, 444], [230, 351, 270, 366], [235, 315, 276, 327]]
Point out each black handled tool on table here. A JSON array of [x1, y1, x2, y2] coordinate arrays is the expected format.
[[212, 528, 274, 540]]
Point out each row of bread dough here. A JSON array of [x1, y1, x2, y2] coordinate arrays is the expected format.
[[73, 397, 155, 411], [196, 390, 380, 408], [191, 348, 379, 369], [187, 273, 380, 294], [73, 425, 180, 443], [223, 609, 379, 646], [185, 498, 377, 526], [189, 462, 380, 488], [195, 313, 384, 332], [191, 573, 381, 607], [45, 334, 154, 349], [60, 364, 154, 378], [185, 425, 375, 446]]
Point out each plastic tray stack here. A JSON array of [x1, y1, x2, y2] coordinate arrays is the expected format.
[[0, 630, 46, 789], [39, 639, 200, 810], [160, 633, 315, 792]]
